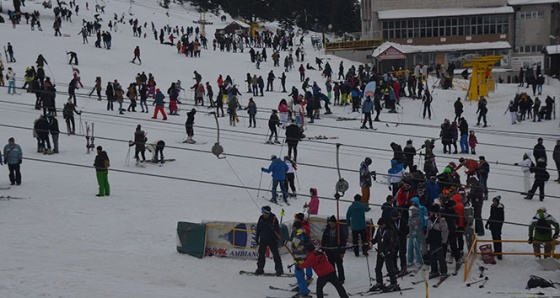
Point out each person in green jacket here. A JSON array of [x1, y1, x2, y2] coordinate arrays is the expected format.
[[94, 146, 110, 197], [528, 207, 559, 259], [346, 194, 371, 257]]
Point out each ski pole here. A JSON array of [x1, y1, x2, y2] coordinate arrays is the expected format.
[[257, 170, 263, 197], [295, 167, 301, 190], [125, 145, 131, 167], [478, 277, 489, 288], [487, 292, 544, 296]]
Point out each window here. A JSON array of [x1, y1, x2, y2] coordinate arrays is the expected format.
[[537, 45, 543, 52], [532, 11, 538, 18], [520, 12, 525, 19], [426, 28, 432, 37], [538, 11, 544, 18], [452, 27, 457, 36], [525, 45, 531, 52]]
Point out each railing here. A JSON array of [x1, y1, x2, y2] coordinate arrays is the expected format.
[[324, 39, 384, 51], [463, 238, 559, 282]]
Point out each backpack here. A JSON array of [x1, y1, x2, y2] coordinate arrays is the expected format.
[[535, 216, 550, 235], [526, 275, 555, 289]]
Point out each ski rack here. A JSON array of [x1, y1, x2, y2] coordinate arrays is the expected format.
[[334, 143, 348, 196], [209, 112, 225, 159]]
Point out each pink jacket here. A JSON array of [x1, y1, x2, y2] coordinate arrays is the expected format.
[[308, 196, 319, 215], [278, 103, 289, 113]]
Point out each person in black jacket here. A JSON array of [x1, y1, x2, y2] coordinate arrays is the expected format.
[[458, 117, 469, 153], [477, 156, 490, 200], [255, 206, 284, 275], [184, 109, 196, 143], [476, 96, 488, 127], [454, 97, 463, 122], [94, 146, 110, 196], [285, 122, 302, 162], [486, 196, 504, 260], [390, 142, 405, 165], [132, 125, 147, 164], [525, 158, 549, 201], [373, 92, 382, 121], [321, 216, 348, 283], [403, 140, 416, 170], [267, 110, 280, 144], [48, 114, 60, 154], [370, 217, 399, 292], [105, 81, 114, 111], [381, 195, 396, 222], [467, 177, 485, 236], [34, 115, 51, 154], [533, 138, 547, 163], [390, 210, 409, 274]]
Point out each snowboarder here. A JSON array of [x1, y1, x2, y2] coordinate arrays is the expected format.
[[93, 145, 110, 197], [255, 206, 284, 276]]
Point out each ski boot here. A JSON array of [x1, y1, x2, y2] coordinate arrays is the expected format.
[[369, 283, 384, 292], [274, 137, 281, 144], [384, 283, 400, 292]]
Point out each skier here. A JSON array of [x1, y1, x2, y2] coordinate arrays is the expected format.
[[284, 156, 297, 198], [524, 157, 549, 201], [297, 242, 349, 298], [6, 42, 16, 62], [47, 114, 60, 154], [390, 209, 409, 274], [261, 155, 289, 204], [320, 215, 347, 284], [533, 138, 547, 163], [267, 110, 280, 144], [346, 194, 371, 257], [167, 82, 180, 115], [477, 156, 490, 200], [132, 125, 147, 165], [152, 88, 168, 120], [184, 109, 196, 143], [89, 76, 102, 100], [62, 98, 81, 135], [290, 220, 312, 298], [370, 217, 399, 292], [422, 89, 433, 119], [6, 67, 16, 95], [454, 97, 463, 122], [486, 195, 504, 260], [476, 96, 488, 127], [132, 46, 141, 64], [94, 145, 110, 197], [403, 140, 416, 170], [34, 114, 51, 154], [426, 204, 448, 279], [528, 207, 559, 259], [303, 188, 319, 215], [255, 206, 284, 275], [359, 157, 375, 205], [246, 97, 257, 128], [361, 96, 373, 129], [467, 177, 485, 236], [407, 203, 424, 268], [285, 121, 302, 162], [3, 137, 23, 186]]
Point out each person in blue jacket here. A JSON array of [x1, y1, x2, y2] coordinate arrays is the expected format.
[[3, 137, 23, 185], [350, 86, 362, 112], [361, 96, 374, 129], [346, 194, 371, 256], [262, 155, 289, 204]]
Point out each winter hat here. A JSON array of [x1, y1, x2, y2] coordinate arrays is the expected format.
[[410, 197, 420, 206], [270, 155, 277, 160], [354, 194, 362, 201], [295, 213, 305, 221], [261, 206, 271, 214], [377, 218, 387, 225], [537, 206, 547, 215], [309, 188, 317, 196], [293, 220, 302, 229], [493, 195, 501, 202], [156, 88, 160, 92], [96, 146, 103, 151], [430, 204, 440, 213], [443, 167, 452, 174], [328, 215, 337, 223], [407, 139, 412, 144]]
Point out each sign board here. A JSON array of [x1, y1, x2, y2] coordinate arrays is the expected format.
[[376, 46, 406, 61]]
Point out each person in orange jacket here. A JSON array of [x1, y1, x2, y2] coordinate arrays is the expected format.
[[451, 188, 466, 254], [297, 243, 349, 298], [456, 157, 479, 181]]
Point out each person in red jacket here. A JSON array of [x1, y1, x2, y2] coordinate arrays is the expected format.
[[298, 243, 349, 298], [451, 189, 466, 253]]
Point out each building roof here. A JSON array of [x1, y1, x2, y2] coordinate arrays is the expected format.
[[231, 20, 251, 28], [508, 0, 559, 5], [372, 41, 512, 56], [545, 45, 560, 55], [377, 6, 514, 20]]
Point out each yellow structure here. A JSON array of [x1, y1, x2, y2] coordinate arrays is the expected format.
[[462, 55, 503, 101]]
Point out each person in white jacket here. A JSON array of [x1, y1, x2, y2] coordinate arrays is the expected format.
[[516, 153, 533, 194], [6, 67, 16, 95]]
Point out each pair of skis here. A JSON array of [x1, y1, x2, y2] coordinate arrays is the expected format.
[[267, 285, 328, 298], [85, 122, 95, 153]]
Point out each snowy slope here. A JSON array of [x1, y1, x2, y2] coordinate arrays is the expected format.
[[0, 1, 559, 297]]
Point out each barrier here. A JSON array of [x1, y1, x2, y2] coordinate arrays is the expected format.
[[463, 237, 559, 282]]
